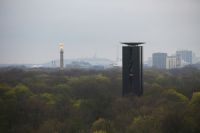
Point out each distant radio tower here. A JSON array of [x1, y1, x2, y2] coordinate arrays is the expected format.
[[59, 43, 64, 69]]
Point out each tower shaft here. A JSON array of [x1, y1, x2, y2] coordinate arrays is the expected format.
[[122, 42, 144, 96], [60, 49, 64, 69]]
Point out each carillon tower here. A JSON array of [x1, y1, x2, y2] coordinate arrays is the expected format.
[[121, 42, 145, 96]]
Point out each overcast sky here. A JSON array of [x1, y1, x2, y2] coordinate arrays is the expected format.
[[0, 0, 200, 64]]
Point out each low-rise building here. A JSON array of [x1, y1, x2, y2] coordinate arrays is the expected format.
[[166, 56, 177, 69]]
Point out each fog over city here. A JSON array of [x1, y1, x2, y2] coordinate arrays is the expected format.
[[0, 0, 200, 64]]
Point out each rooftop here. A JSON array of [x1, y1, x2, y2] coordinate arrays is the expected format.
[[121, 42, 145, 46]]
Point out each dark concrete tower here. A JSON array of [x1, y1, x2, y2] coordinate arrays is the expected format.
[[121, 42, 144, 96], [59, 43, 64, 69]]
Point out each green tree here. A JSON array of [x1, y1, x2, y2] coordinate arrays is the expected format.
[[187, 92, 200, 133], [91, 118, 115, 133], [128, 116, 161, 133]]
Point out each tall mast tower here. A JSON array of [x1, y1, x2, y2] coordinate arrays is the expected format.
[[59, 43, 64, 69]]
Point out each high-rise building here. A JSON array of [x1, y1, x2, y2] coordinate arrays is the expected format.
[[122, 42, 144, 96], [176, 50, 192, 64], [166, 56, 177, 69], [59, 43, 64, 69], [152, 53, 167, 69]]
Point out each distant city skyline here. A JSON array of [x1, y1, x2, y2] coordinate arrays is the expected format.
[[0, 0, 200, 64], [150, 50, 195, 69]]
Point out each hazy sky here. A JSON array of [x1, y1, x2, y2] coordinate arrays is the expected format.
[[0, 0, 200, 64]]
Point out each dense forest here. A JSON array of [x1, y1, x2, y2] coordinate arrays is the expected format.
[[0, 67, 200, 133]]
